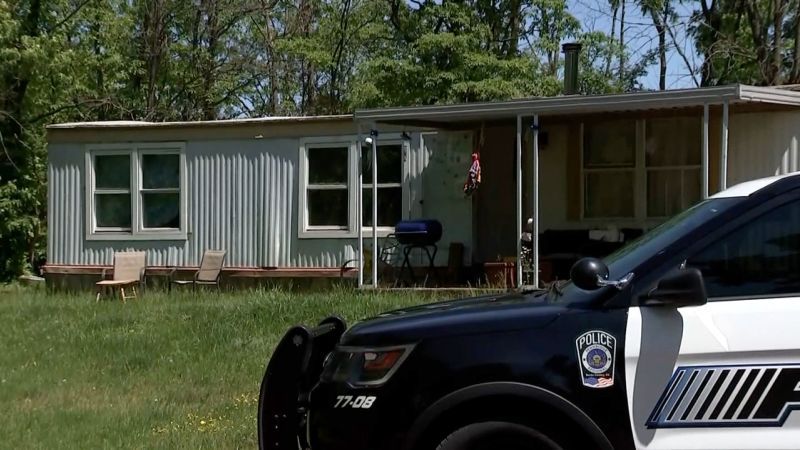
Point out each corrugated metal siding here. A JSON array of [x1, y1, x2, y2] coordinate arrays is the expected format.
[[48, 134, 430, 268], [188, 143, 283, 267], [48, 145, 83, 264], [729, 111, 800, 185]]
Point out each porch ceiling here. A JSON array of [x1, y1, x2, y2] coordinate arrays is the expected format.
[[355, 84, 800, 127]]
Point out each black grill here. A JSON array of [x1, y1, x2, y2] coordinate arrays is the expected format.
[[394, 220, 443, 246]]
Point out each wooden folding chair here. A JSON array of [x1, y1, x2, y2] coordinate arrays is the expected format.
[[95, 252, 146, 302], [170, 250, 226, 292]]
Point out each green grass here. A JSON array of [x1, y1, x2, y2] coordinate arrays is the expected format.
[[0, 285, 466, 449]]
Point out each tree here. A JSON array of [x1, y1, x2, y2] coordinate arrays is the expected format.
[[690, 0, 800, 86], [640, 0, 672, 90], [349, 0, 560, 107]]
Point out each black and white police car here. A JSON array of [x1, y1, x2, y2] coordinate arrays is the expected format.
[[258, 173, 800, 450]]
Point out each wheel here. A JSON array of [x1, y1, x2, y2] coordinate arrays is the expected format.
[[435, 421, 563, 450]]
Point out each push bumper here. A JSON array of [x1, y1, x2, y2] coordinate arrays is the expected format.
[[257, 316, 346, 450]]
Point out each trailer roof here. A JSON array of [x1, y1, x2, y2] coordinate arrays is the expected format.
[[354, 84, 800, 125], [47, 115, 353, 130]]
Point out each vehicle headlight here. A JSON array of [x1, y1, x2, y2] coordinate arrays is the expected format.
[[321, 344, 414, 387]]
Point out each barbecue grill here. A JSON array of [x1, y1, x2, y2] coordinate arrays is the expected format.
[[394, 220, 442, 286], [394, 220, 443, 246]]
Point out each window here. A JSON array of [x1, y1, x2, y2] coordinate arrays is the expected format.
[[86, 143, 186, 240], [140, 152, 181, 228], [583, 120, 636, 218], [581, 117, 701, 220], [299, 136, 407, 238], [645, 117, 701, 217], [362, 143, 403, 228], [306, 144, 350, 228], [93, 154, 132, 230], [687, 199, 800, 299]]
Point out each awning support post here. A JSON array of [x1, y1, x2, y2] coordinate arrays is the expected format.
[[532, 114, 539, 288], [516, 115, 523, 289], [371, 129, 379, 288], [720, 100, 729, 191], [702, 104, 709, 199], [357, 124, 364, 288]]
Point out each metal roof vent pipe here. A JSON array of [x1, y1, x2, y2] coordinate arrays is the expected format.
[[562, 42, 582, 95]]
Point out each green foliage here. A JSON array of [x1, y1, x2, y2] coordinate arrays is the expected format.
[[348, 0, 557, 107], [689, 0, 800, 86], [0, 179, 43, 277]]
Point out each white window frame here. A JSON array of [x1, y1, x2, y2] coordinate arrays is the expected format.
[[298, 135, 409, 239], [361, 139, 407, 237], [580, 118, 701, 223], [85, 142, 187, 241], [299, 139, 357, 238]]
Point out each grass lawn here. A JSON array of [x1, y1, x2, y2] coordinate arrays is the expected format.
[[0, 284, 468, 449]]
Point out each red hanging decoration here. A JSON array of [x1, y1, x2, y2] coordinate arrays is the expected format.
[[463, 151, 481, 196]]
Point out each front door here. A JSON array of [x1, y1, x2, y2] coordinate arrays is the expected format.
[[625, 196, 800, 449]]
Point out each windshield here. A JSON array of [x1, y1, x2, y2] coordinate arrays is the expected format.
[[544, 197, 741, 303], [604, 198, 741, 278]]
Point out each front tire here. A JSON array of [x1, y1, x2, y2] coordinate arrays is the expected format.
[[435, 421, 563, 450]]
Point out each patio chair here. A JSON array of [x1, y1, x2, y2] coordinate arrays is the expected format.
[[95, 251, 146, 302], [169, 250, 226, 292]]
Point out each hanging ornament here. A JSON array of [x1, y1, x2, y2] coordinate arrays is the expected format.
[[463, 151, 481, 196], [464, 122, 485, 197]]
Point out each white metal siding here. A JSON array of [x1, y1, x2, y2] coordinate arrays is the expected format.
[[728, 111, 800, 186], [47, 133, 438, 268]]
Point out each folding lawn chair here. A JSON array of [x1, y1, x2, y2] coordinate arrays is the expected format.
[[169, 250, 226, 292], [95, 251, 146, 302]]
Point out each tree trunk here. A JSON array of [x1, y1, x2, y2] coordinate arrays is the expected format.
[[651, 1, 668, 90], [202, 0, 220, 120], [507, 0, 522, 57], [619, 0, 626, 84], [699, 0, 721, 86], [791, 7, 800, 82], [329, 0, 353, 114], [142, 0, 168, 118], [770, 0, 785, 84], [607, 2, 618, 77]]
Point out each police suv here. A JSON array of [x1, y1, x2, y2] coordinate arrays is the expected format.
[[258, 173, 800, 450]]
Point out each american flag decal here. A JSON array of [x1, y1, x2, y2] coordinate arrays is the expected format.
[[647, 364, 800, 428]]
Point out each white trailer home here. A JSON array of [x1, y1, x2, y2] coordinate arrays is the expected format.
[[44, 84, 800, 289]]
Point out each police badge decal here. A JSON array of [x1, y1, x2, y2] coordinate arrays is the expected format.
[[576, 330, 616, 389]]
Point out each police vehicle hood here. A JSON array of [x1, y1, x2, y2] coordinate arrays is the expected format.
[[340, 292, 563, 346]]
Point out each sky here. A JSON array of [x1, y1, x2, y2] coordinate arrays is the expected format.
[[568, 0, 702, 90]]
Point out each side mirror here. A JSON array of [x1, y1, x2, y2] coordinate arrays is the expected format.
[[570, 257, 609, 291], [641, 268, 707, 307]]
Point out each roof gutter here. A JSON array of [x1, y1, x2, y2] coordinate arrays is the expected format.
[[738, 85, 800, 105], [354, 85, 756, 123]]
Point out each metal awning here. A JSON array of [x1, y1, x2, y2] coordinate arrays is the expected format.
[[354, 84, 800, 290], [354, 85, 800, 125]]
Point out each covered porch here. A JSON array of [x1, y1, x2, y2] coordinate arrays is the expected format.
[[354, 84, 800, 289]]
